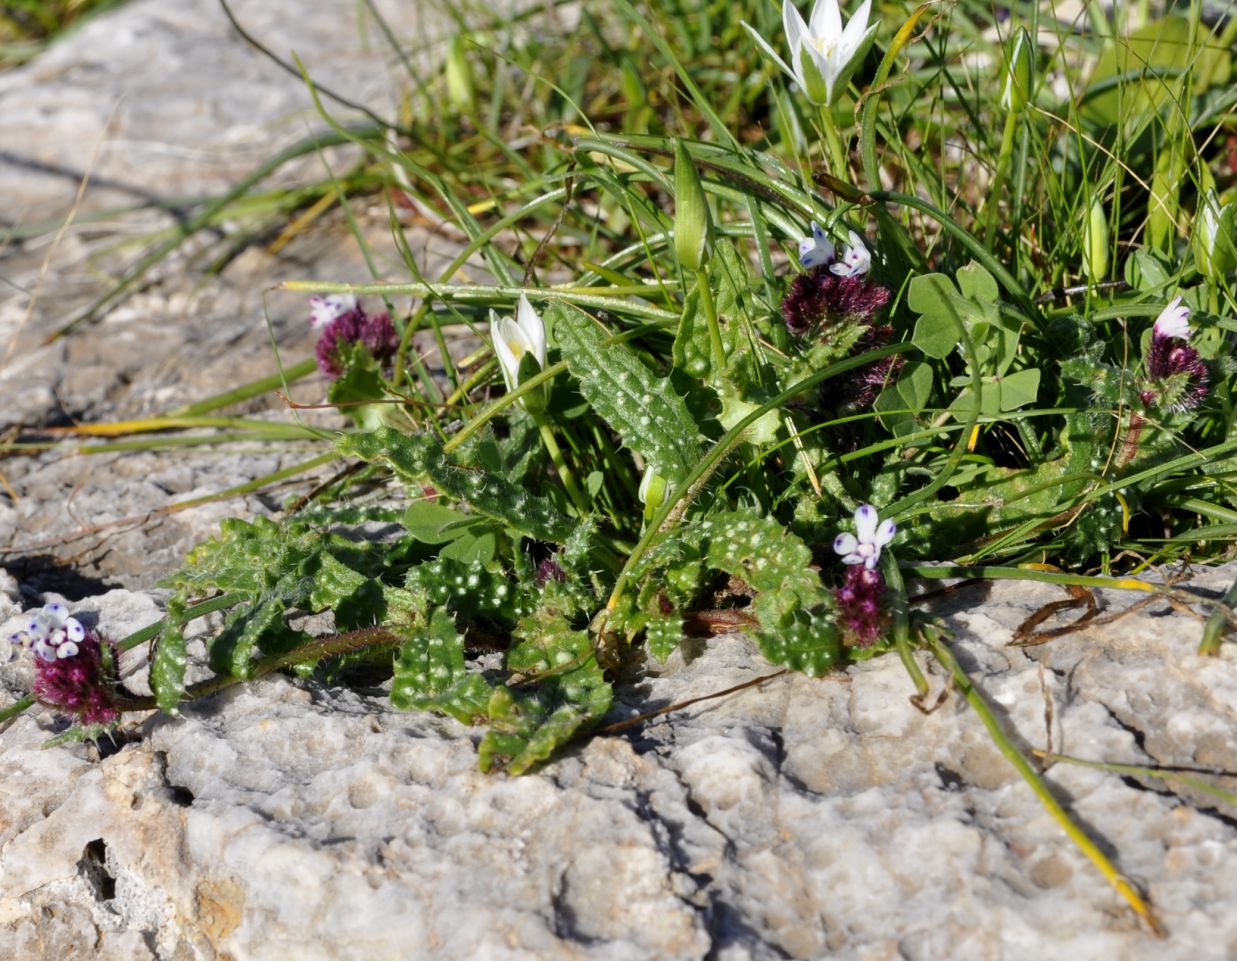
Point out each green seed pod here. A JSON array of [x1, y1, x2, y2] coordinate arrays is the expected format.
[[1083, 195, 1109, 280], [1194, 189, 1237, 281], [446, 35, 476, 114], [1000, 28, 1034, 114], [673, 139, 713, 272]]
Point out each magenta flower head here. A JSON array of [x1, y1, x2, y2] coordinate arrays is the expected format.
[[8, 603, 120, 727], [782, 226, 888, 336], [312, 297, 401, 380], [834, 565, 885, 647], [780, 269, 890, 336], [1142, 297, 1209, 412]]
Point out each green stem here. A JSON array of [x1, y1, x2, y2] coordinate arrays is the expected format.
[[165, 359, 318, 418], [923, 625, 1163, 935], [881, 553, 928, 701], [1199, 571, 1237, 656], [983, 110, 1019, 251], [696, 267, 726, 374], [818, 104, 849, 181], [536, 417, 590, 515], [115, 626, 400, 713], [279, 280, 678, 326]]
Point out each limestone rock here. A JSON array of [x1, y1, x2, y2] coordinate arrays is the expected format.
[[2, 571, 1237, 960]]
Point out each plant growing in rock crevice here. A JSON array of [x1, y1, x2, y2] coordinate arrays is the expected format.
[[6, 0, 1237, 936]]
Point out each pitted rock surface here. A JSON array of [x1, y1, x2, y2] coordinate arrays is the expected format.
[[2, 570, 1237, 960], [0, 0, 511, 593]]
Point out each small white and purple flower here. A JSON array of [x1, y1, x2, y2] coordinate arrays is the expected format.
[[309, 293, 360, 330], [1152, 296, 1191, 342], [8, 602, 86, 662], [833, 504, 895, 569], [798, 221, 836, 269], [829, 230, 871, 277]]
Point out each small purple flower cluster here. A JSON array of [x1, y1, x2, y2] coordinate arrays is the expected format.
[[782, 225, 901, 408], [535, 556, 567, 587], [7, 603, 120, 726], [780, 270, 890, 336], [311, 294, 401, 379], [1141, 297, 1209, 412], [832, 505, 895, 647], [834, 566, 885, 647]]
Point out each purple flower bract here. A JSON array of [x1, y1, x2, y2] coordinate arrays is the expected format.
[[32, 631, 120, 726]]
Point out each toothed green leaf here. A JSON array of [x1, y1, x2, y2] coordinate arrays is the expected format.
[[341, 428, 575, 543], [549, 302, 703, 484]]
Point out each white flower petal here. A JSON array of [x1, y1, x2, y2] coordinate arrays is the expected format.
[[799, 222, 836, 267], [308, 293, 358, 330], [853, 504, 879, 542], [873, 518, 896, 547], [1152, 296, 1191, 341], [833, 532, 858, 556], [809, 0, 842, 42], [490, 313, 523, 391], [57, 640, 79, 659], [516, 294, 547, 368], [830, 230, 871, 277], [783, 1, 810, 57], [65, 618, 86, 642], [841, 552, 864, 566], [741, 21, 793, 78], [838, 0, 872, 58]]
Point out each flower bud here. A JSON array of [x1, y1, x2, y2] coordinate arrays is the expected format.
[[1083, 195, 1109, 280], [673, 139, 713, 273], [1194, 189, 1237, 281], [446, 35, 476, 114], [638, 466, 669, 524], [1000, 28, 1034, 114]]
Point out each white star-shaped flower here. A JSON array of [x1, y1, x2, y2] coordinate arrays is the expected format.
[[489, 294, 547, 394], [743, 0, 879, 107]]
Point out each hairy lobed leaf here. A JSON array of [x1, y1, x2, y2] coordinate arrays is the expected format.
[[478, 609, 612, 775], [390, 607, 491, 723], [548, 302, 703, 484], [151, 596, 189, 715], [340, 428, 576, 543]]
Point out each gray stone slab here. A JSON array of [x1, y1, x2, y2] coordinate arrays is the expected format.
[[2, 568, 1236, 960], [0, 0, 495, 592]]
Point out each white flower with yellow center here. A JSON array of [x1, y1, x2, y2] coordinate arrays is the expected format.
[[744, 0, 879, 106], [489, 294, 547, 395]]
